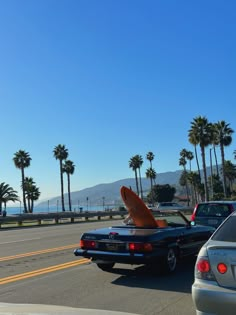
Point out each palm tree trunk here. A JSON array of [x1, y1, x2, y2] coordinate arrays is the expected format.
[[67, 174, 72, 211], [60, 161, 65, 211], [27, 197, 30, 213], [213, 145, 219, 177], [210, 148, 214, 199], [150, 178, 154, 206], [220, 144, 227, 197], [194, 145, 201, 179], [185, 183, 190, 206], [184, 167, 190, 206], [138, 168, 143, 199], [134, 170, 139, 196], [200, 145, 209, 201], [193, 185, 197, 204], [21, 169, 27, 213], [30, 199, 34, 213]]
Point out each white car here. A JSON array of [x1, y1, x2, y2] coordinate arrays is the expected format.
[[155, 202, 185, 210]]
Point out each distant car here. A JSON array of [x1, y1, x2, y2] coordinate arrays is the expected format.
[[74, 210, 214, 274], [152, 202, 187, 211], [192, 211, 236, 315], [191, 201, 236, 228]]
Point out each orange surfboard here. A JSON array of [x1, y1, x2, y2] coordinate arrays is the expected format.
[[120, 186, 157, 228]]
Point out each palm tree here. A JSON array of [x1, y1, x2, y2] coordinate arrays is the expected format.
[[214, 121, 234, 197], [179, 169, 189, 197], [53, 144, 68, 211], [13, 150, 31, 213], [146, 167, 156, 205], [188, 116, 212, 201], [223, 160, 236, 195], [0, 183, 19, 214], [185, 150, 194, 203], [28, 186, 40, 213], [179, 156, 190, 205], [210, 123, 220, 177], [135, 155, 144, 199], [23, 177, 41, 213], [186, 151, 194, 171], [129, 156, 140, 195], [146, 151, 156, 184], [188, 131, 201, 178], [23, 177, 34, 213], [146, 152, 155, 168], [62, 160, 75, 211], [187, 171, 201, 204]]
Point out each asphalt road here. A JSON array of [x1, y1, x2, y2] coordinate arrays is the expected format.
[[0, 220, 197, 315]]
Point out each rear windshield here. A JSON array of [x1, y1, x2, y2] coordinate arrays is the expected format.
[[212, 216, 236, 242], [196, 204, 231, 217]]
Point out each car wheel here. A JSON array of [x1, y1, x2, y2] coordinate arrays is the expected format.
[[96, 262, 115, 271], [162, 248, 177, 273]]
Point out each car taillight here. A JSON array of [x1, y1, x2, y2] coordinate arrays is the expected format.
[[197, 258, 210, 272], [229, 204, 234, 213], [80, 239, 97, 249], [195, 257, 215, 281], [128, 242, 152, 252], [191, 206, 197, 221], [217, 263, 227, 274]]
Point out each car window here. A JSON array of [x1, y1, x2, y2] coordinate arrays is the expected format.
[[212, 216, 236, 242], [153, 211, 188, 226], [196, 204, 231, 217]]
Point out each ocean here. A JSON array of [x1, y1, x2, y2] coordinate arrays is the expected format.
[[5, 204, 116, 215]]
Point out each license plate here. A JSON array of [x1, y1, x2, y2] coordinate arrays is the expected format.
[[208, 219, 218, 225], [106, 243, 118, 251]]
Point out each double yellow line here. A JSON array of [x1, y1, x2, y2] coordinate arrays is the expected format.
[[0, 244, 89, 285], [0, 244, 79, 262], [0, 259, 89, 285]]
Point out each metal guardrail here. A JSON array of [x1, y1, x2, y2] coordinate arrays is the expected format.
[[0, 210, 127, 228], [0, 207, 193, 229]]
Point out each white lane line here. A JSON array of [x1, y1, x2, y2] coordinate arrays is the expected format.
[[0, 238, 41, 245]]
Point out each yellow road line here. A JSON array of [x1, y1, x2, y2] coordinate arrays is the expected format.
[[0, 244, 79, 262], [0, 258, 89, 285]]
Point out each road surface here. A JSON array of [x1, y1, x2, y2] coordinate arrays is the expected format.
[[0, 220, 197, 315]]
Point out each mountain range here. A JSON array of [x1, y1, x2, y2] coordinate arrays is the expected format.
[[36, 170, 184, 209]]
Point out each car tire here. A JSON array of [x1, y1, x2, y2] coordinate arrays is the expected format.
[[161, 248, 177, 273], [96, 262, 115, 271]]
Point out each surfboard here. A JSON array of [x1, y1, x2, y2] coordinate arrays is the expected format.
[[120, 186, 158, 228]]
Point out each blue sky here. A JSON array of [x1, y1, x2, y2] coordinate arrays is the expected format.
[[0, 0, 236, 203]]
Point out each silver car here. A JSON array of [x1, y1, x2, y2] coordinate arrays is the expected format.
[[192, 211, 236, 315]]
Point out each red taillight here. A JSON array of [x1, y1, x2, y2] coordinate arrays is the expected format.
[[128, 242, 152, 252], [217, 263, 227, 274], [191, 206, 197, 221], [195, 257, 215, 281], [197, 258, 211, 273], [80, 239, 97, 249]]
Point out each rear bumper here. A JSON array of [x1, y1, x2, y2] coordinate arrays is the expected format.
[[192, 279, 236, 315], [74, 248, 163, 265]]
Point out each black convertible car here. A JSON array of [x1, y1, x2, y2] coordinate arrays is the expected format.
[[74, 210, 215, 273]]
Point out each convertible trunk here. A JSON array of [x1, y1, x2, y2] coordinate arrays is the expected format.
[[74, 225, 169, 265]]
